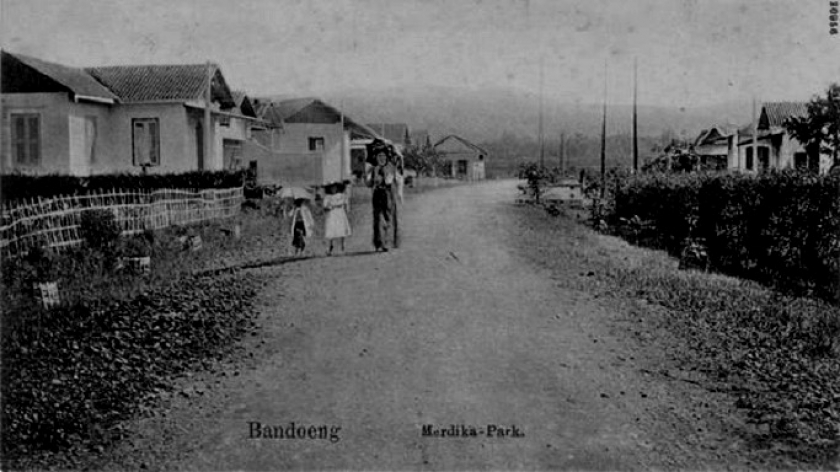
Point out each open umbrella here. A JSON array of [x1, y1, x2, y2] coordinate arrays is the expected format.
[[278, 186, 314, 201], [366, 139, 394, 166]]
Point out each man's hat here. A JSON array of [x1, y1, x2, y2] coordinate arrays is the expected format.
[[366, 139, 392, 165]]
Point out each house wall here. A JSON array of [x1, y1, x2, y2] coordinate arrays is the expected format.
[[277, 123, 350, 185], [101, 103, 192, 174], [735, 141, 773, 173], [695, 143, 728, 156], [66, 101, 119, 176], [1, 94, 249, 176], [733, 134, 808, 173], [470, 161, 485, 180], [216, 116, 251, 170], [778, 134, 805, 169], [440, 151, 480, 178], [243, 140, 322, 187], [251, 128, 282, 151], [727, 133, 739, 170], [185, 108, 239, 172]]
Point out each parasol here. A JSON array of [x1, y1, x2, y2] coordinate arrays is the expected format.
[[278, 186, 314, 201]]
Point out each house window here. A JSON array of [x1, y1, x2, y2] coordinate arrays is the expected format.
[[132, 118, 160, 166], [308, 137, 324, 152], [11, 113, 40, 165], [745, 147, 754, 170], [223, 139, 243, 169], [758, 147, 770, 171]]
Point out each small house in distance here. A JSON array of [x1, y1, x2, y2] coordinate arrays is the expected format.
[[694, 125, 735, 170], [433, 134, 487, 180], [250, 97, 380, 186]]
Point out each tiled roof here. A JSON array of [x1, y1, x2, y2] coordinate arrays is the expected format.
[[85, 63, 234, 106], [761, 102, 808, 128], [695, 124, 739, 146], [265, 97, 317, 123], [433, 134, 488, 156], [260, 97, 382, 139], [4, 51, 118, 101]]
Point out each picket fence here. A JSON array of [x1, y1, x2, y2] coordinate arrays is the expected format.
[[0, 187, 244, 256]]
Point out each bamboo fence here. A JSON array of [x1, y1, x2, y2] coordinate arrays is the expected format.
[[0, 187, 243, 257]]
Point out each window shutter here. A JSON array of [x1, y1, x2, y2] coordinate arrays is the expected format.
[[28, 117, 39, 164], [149, 120, 159, 165], [85, 117, 97, 164], [133, 121, 149, 166], [13, 117, 26, 164]]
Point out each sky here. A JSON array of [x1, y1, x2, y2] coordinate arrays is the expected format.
[[1, 0, 838, 108]]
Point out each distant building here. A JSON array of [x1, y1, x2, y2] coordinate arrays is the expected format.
[[694, 125, 736, 170], [728, 102, 829, 174], [250, 97, 379, 186], [433, 134, 487, 180]]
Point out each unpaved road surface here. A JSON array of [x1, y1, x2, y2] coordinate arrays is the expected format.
[[95, 180, 761, 470]]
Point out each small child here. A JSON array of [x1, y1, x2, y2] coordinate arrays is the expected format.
[[323, 182, 352, 255], [290, 197, 314, 256]]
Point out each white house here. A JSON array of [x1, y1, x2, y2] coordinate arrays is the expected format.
[[1, 50, 263, 176], [728, 102, 830, 174], [250, 97, 380, 186]]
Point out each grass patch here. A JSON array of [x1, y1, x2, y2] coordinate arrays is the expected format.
[[511, 203, 840, 467]]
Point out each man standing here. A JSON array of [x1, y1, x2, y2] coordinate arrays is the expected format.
[[365, 140, 399, 252]]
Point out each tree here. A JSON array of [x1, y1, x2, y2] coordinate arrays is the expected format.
[[784, 83, 840, 170], [403, 144, 445, 176]]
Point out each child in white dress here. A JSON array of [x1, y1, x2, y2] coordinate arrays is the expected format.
[[323, 182, 352, 255]]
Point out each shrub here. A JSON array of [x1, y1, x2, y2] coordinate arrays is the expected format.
[[119, 236, 151, 258], [600, 170, 840, 302], [79, 209, 121, 252], [1, 170, 246, 204], [24, 245, 59, 282]]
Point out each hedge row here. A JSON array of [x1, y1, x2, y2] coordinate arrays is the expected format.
[[603, 171, 840, 301], [1, 170, 246, 204]]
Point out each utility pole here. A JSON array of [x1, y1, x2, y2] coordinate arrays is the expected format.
[[204, 61, 213, 171], [831, 86, 839, 169], [340, 100, 346, 182], [632, 57, 639, 174], [751, 97, 758, 172], [600, 60, 607, 199], [539, 56, 545, 169]]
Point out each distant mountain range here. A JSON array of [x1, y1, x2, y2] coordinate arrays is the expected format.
[[298, 85, 756, 144]]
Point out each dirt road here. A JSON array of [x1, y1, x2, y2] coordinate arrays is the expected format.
[[99, 180, 755, 470]]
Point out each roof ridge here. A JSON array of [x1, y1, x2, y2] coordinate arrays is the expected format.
[[85, 62, 219, 70]]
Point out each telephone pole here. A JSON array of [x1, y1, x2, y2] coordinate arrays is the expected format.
[[600, 60, 607, 199], [632, 57, 639, 174], [539, 56, 545, 169]]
